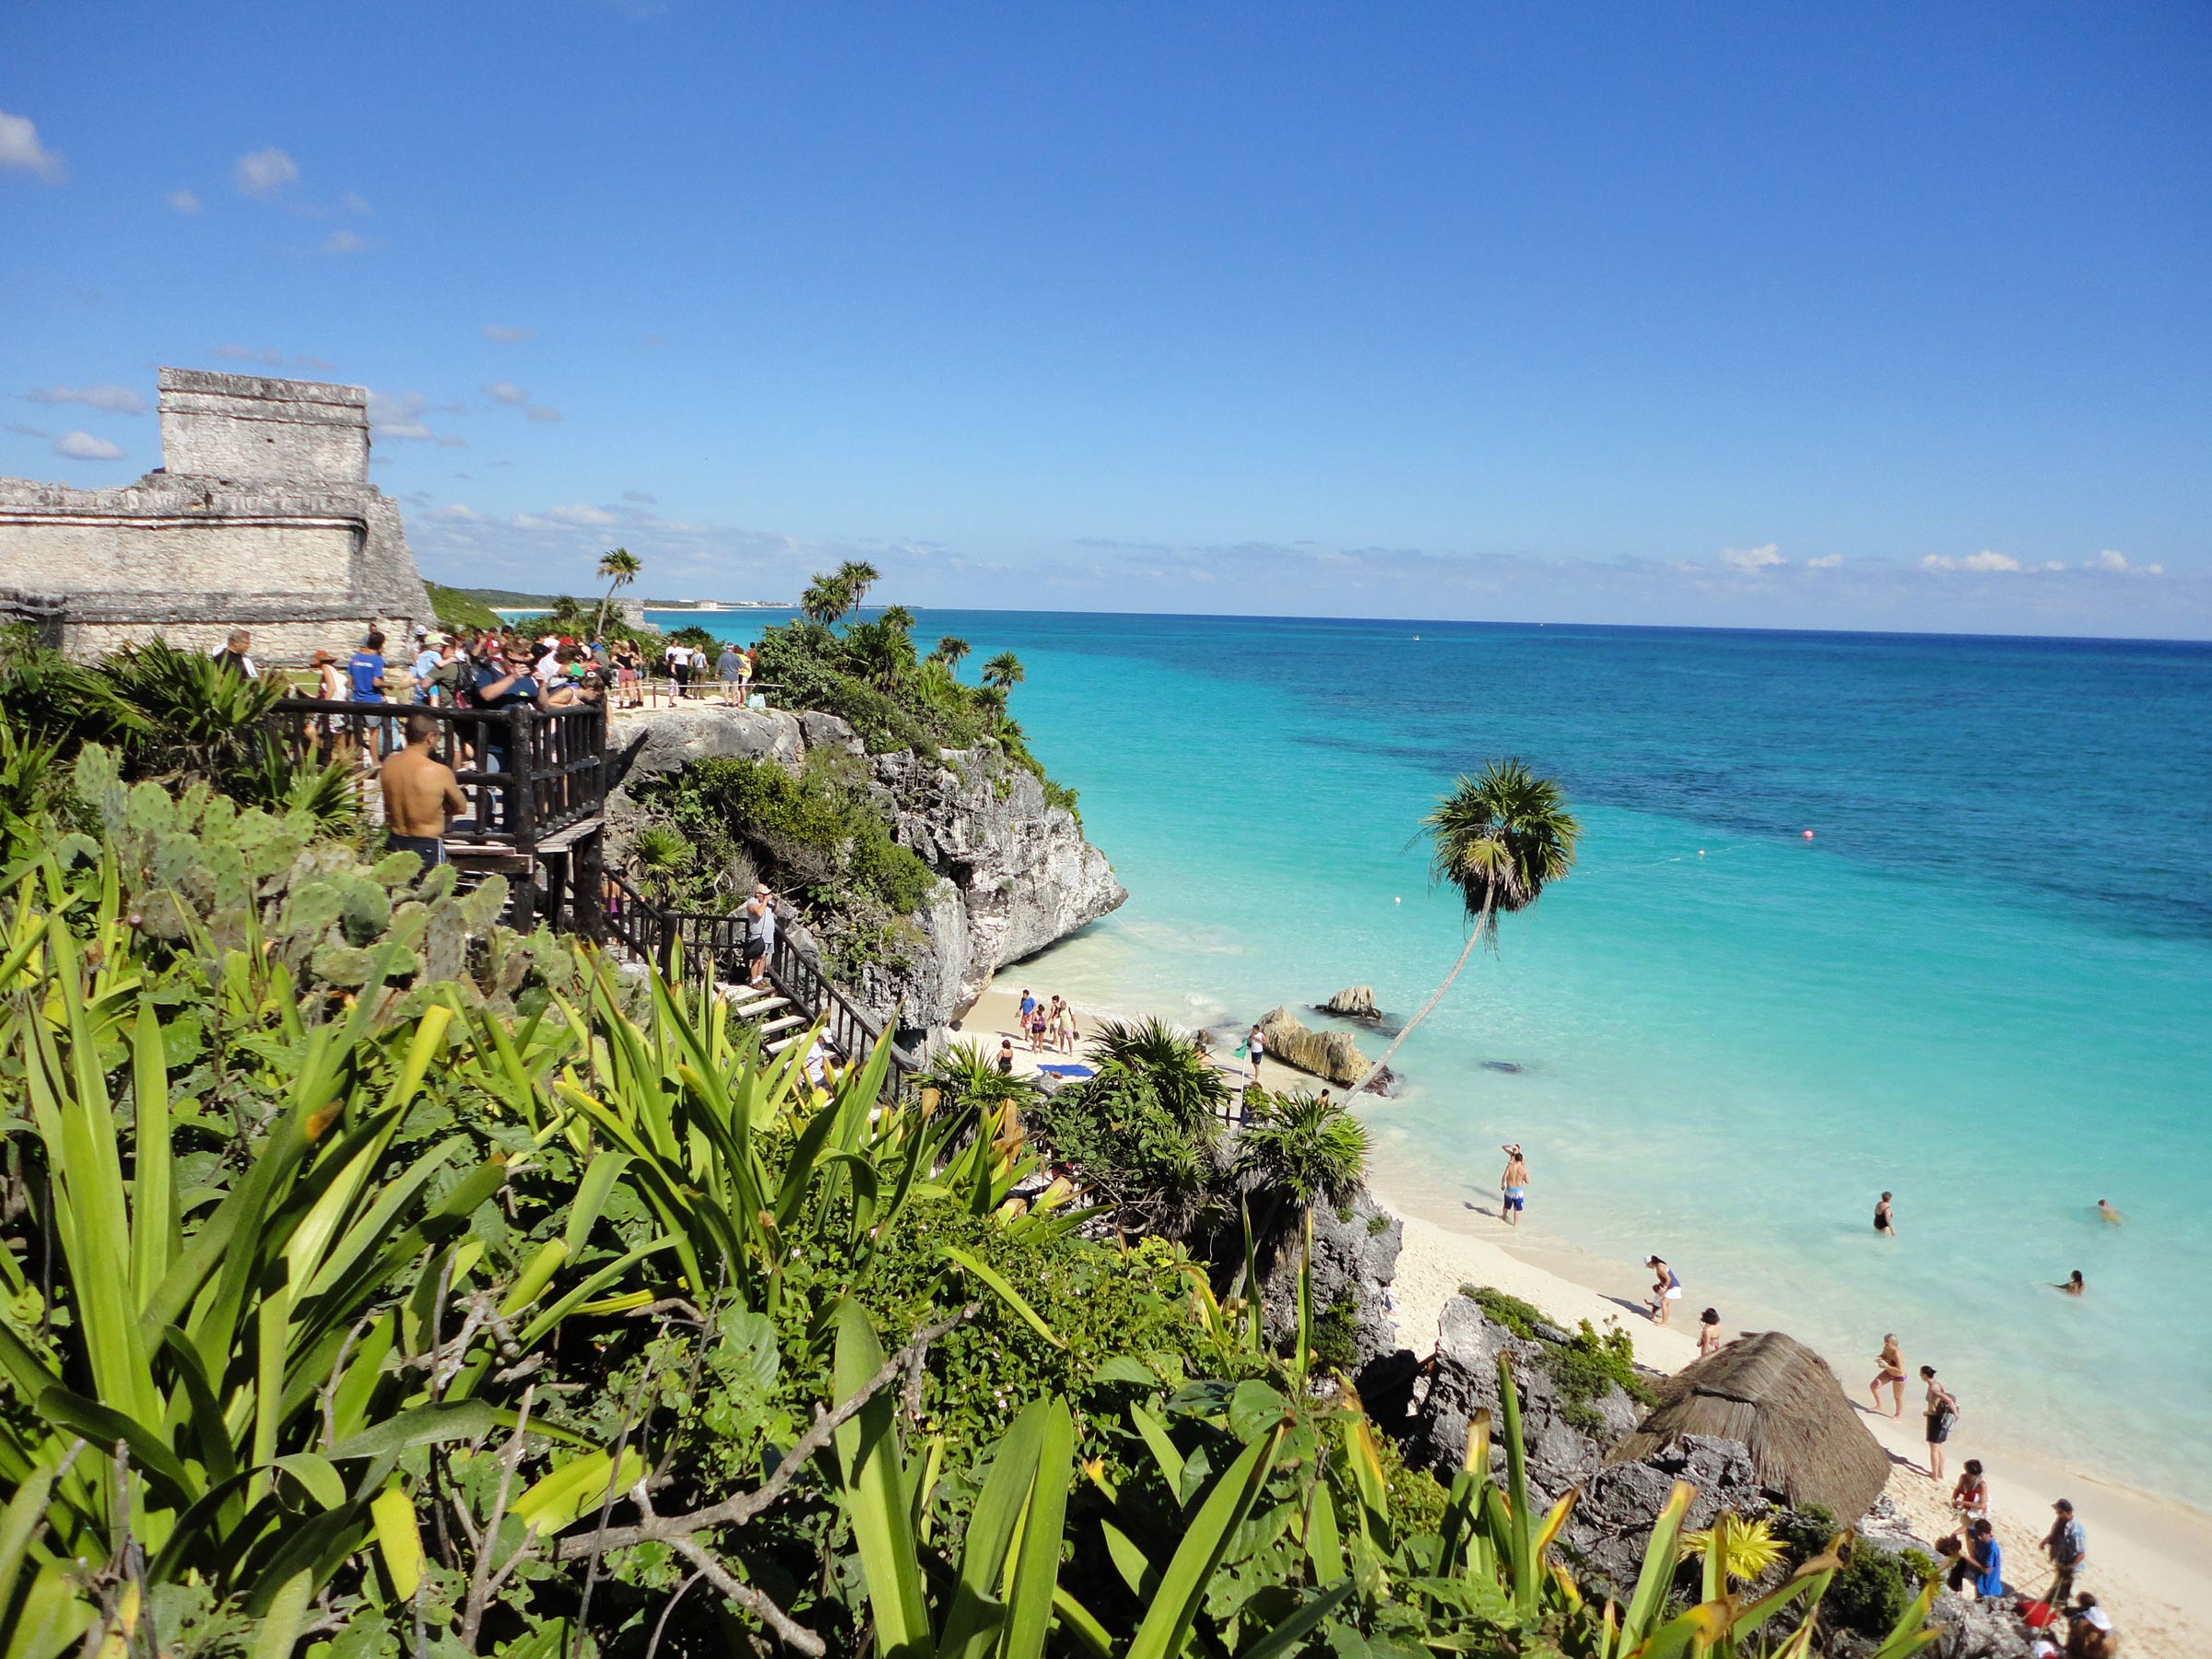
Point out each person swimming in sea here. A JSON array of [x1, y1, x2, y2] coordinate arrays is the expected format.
[[1875, 1191, 1897, 1236], [2054, 1269, 2086, 1295], [2096, 1198, 2123, 1226], [1499, 1144, 1530, 1227]]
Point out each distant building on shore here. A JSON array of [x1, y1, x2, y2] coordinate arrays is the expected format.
[[0, 368, 430, 664]]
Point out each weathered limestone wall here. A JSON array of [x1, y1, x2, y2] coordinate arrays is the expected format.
[[157, 370, 371, 485], [0, 367, 429, 665]]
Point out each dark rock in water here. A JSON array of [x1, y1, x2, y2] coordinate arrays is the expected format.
[[1256, 1185, 1402, 1373], [1481, 1061, 1524, 1074], [1320, 985, 1382, 1021]]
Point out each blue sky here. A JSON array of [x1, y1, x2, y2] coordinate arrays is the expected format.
[[4, 3, 2208, 636]]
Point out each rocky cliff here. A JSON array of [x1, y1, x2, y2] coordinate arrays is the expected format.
[[609, 704, 1124, 1029]]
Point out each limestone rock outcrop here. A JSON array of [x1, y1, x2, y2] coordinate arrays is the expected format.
[[857, 743, 1124, 1026], [613, 705, 806, 780], [1256, 1186, 1402, 1373], [1257, 1006, 1389, 1090], [1321, 985, 1380, 1020], [608, 705, 1124, 1031]]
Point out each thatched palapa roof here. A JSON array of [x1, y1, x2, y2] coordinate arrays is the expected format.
[[1606, 1332, 1889, 1522]]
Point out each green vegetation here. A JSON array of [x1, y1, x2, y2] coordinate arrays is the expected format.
[[629, 751, 938, 979], [592, 544, 641, 638], [1346, 759, 1582, 1101], [1456, 1287, 1655, 1434], [0, 645, 1934, 1659], [1774, 1508, 1941, 1639], [426, 580, 504, 633]]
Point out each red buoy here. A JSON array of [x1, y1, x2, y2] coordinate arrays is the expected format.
[[1803, 830, 1815, 840]]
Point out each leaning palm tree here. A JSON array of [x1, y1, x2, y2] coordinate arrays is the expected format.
[[1341, 759, 1580, 1103], [592, 546, 641, 639], [981, 651, 1025, 691], [833, 559, 881, 620], [799, 572, 851, 627], [930, 636, 971, 676]]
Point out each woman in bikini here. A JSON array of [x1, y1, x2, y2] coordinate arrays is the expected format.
[[1697, 1307, 1724, 1359], [1949, 1459, 1989, 1526], [1869, 1334, 1907, 1418]]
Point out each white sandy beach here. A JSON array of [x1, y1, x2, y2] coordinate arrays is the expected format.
[[951, 977, 2212, 1655]]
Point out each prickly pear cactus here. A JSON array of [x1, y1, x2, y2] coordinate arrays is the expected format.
[[63, 743, 582, 1015]]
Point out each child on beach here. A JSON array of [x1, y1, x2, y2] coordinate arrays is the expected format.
[[1923, 1366, 1959, 1479], [1870, 1334, 1907, 1417]]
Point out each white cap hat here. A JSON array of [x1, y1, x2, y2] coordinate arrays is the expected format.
[[2082, 1608, 2112, 1632]]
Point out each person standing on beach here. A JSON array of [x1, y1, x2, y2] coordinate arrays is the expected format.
[[995, 1038, 1016, 1077], [1642, 1256, 1681, 1324], [1922, 1366, 1959, 1479], [1870, 1334, 1907, 1417], [1875, 1192, 1897, 1236], [1246, 1023, 1266, 1090], [1500, 1145, 1530, 1227], [2043, 1500, 2088, 1605]]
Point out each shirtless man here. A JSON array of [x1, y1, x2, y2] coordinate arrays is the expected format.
[[1500, 1144, 1531, 1227], [380, 713, 466, 874]]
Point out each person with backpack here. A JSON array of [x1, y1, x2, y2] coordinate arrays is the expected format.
[[1922, 1366, 1959, 1480]]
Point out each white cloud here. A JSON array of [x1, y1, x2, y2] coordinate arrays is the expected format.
[[213, 343, 285, 366], [1921, 550, 2021, 572], [623, 490, 658, 504], [319, 229, 374, 255], [235, 147, 300, 198], [367, 390, 444, 441], [166, 188, 202, 215], [436, 433, 468, 449], [2092, 548, 2161, 574], [525, 405, 562, 423], [26, 384, 147, 415], [53, 431, 124, 461], [429, 503, 483, 523], [547, 503, 616, 525], [1805, 554, 1843, 569], [483, 380, 530, 406], [1719, 543, 1785, 572], [338, 191, 371, 216], [294, 354, 335, 372], [6, 423, 50, 440], [0, 110, 65, 182], [484, 325, 534, 343]]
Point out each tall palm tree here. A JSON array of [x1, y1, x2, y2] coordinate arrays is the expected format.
[[592, 546, 641, 639], [931, 636, 971, 677], [1228, 1088, 1371, 1298], [1341, 759, 1580, 1103], [981, 651, 1025, 691], [800, 573, 851, 627], [833, 559, 881, 620]]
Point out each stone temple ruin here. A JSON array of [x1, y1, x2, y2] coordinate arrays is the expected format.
[[0, 368, 430, 663]]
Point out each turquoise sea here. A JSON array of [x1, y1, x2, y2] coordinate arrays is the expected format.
[[655, 609, 2212, 1507]]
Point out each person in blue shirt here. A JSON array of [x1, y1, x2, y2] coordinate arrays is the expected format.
[[348, 630, 387, 701], [346, 629, 390, 757], [412, 632, 442, 702], [1960, 1520, 2003, 1600]]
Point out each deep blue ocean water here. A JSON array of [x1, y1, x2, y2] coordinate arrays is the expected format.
[[653, 609, 2212, 1504]]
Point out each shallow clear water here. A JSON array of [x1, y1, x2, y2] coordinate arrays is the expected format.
[[658, 609, 2212, 1505]]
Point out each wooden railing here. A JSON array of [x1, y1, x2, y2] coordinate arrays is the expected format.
[[269, 698, 607, 854], [598, 875, 922, 1100]]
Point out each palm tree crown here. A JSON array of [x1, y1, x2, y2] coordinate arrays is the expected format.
[[799, 574, 851, 627], [931, 636, 971, 675], [1233, 1090, 1370, 1215], [592, 546, 641, 638], [1340, 759, 1579, 1102], [834, 559, 882, 618], [1424, 758, 1581, 923], [981, 651, 1025, 690]]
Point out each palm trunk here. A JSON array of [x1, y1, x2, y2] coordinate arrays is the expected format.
[[1340, 891, 1494, 1104], [593, 582, 618, 641]]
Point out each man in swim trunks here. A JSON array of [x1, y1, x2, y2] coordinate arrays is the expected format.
[[379, 712, 466, 874], [1500, 1144, 1530, 1227]]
